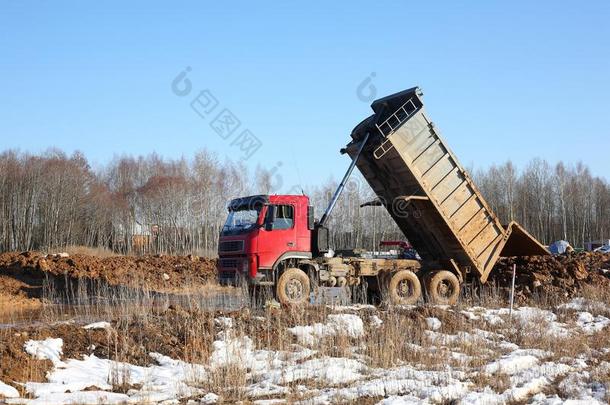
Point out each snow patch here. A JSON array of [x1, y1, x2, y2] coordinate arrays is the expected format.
[[14, 302, 610, 404], [530, 393, 605, 404], [24, 338, 63, 365], [460, 387, 503, 405], [425, 328, 518, 352], [310, 365, 469, 403], [508, 307, 571, 338], [558, 297, 609, 313], [23, 352, 206, 403], [287, 314, 364, 346], [559, 369, 609, 402], [0, 380, 19, 398], [461, 307, 507, 326], [370, 315, 383, 328], [330, 304, 375, 312], [425, 317, 441, 331], [214, 317, 234, 328], [263, 357, 365, 385], [9, 390, 129, 404], [575, 312, 610, 334], [201, 392, 219, 404], [484, 350, 541, 375], [82, 321, 111, 330], [469, 360, 574, 404], [376, 394, 423, 404], [210, 335, 254, 369]]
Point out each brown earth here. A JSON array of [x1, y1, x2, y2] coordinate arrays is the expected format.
[[488, 252, 610, 301], [1, 250, 609, 311], [0, 251, 218, 309]]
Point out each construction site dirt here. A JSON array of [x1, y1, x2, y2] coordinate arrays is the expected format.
[[485, 252, 610, 303], [0, 251, 219, 315], [1, 251, 609, 314]]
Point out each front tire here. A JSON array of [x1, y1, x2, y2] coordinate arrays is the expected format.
[[276, 268, 310, 306]]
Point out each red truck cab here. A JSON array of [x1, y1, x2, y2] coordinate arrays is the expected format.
[[217, 194, 313, 285]]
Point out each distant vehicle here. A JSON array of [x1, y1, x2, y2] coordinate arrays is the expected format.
[[593, 245, 610, 253], [549, 240, 574, 255], [378, 241, 421, 260]]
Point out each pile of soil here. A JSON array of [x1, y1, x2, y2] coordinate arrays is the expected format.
[[0, 251, 218, 309], [488, 252, 610, 300]]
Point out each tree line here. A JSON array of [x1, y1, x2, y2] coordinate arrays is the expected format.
[[0, 148, 608, 255], [474, 159, 609, 250]]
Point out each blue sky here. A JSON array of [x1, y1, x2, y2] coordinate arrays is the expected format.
[[1, 1, 609, 190]]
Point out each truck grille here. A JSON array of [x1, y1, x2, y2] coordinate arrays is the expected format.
[[219, 240, 244, 253], [219, 258, 240, 269]]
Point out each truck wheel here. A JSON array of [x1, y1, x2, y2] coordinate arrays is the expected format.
[[277, 268, 310, 306], [426, 270, 460, 305], [388, 270, 422, 305]]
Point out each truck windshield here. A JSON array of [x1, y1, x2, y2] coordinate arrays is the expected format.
[[221, 208, 260, 235]]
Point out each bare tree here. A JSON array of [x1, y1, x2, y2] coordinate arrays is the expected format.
[[0, 148, 608, 254]]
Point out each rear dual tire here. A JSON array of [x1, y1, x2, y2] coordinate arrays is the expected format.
[[425, 270, 460, 305], [387, 270, 422, 305], [273, 267, 460, 306]]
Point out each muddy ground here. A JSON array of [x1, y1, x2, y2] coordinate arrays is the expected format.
[[1, 250, 610, 312], [0, 251, 217, 313]]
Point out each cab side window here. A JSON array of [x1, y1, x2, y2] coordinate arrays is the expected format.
[[267, 204, 294, 230]]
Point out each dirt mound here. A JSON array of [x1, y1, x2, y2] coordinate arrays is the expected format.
[[489, 252, 610, 300], [0, 251, 218, 306]]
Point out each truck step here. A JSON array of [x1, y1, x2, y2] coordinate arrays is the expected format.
[[254, 281, 275, 286]]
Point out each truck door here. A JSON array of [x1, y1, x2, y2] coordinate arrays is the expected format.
[[257, 204, 297, 268]]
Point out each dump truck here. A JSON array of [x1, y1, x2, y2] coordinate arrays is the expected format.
[[217, 87, 549, 305]]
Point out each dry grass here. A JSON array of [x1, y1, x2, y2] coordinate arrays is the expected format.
[[470, 371, 512, 394], [204, 364, 248, 400], [194, 248, 219, 259], [2, 279, 609, 403]]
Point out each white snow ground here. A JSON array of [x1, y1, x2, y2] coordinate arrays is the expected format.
[[287, 313, 365, 346], [0, 381, 19, 399], [82, 321, 112, 330], [1, 297, 608, 404]]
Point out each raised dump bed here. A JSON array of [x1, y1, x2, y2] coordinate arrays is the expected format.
[[346, 87, 548, 283]]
